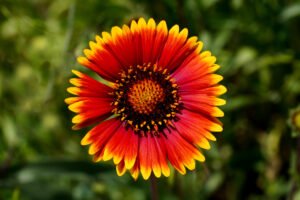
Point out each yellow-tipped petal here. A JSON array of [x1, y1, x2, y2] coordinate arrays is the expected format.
[[71, 69, 83, 77], [131, 169, 139, 180], [102, 148, 113, 161], [69, 78, 81, 87], [153, 165, 162, 178], [72, 114, 84, 123], [195, 41, 204, 54], [169, 24, 179, 35], [95, 35, 103, 44], [161, 165, 170, 177], [67, 87, 80, 95], [125, 157, 136, 170], [178, 28, 188, 40], [211, 74, 223, 84], [194, 151, 205, 162], [147, 18, 156, 29], [157, 20, 167, 34], [210, 123, 223, 132], [113, 154, 122, 165], [64, 97, 79, 104], [212, 107, 224, 117], [138, 18, 147, 29], [81, 133, 92, 145], [88, 144, 98, 155], [185, 159, 195, 170], [102, 32, 112, 43], [216, 85, 227, 95], [116, 164, 126, 176], [203, 56, 216, 66], [209, 64, 221, 73], [69, 101, 84, 113], [214, 98, 226, 106], [140, 167, 151, 180], [111, 26, 123, 42], [89, 41, 97, 51], [197, 138, 211, 150], [200, 51, 211, 58], [77, 56, 89, 66], [204, 132, 217, 141], [130, 20, 138, 32]]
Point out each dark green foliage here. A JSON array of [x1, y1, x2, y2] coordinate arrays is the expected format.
[[1, 0, 300, 199]]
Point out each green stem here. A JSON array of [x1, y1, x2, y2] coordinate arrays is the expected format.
[[150, 174, 159, 200]]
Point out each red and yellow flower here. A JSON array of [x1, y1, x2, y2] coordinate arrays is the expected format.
[[65, 18, 226, 180]]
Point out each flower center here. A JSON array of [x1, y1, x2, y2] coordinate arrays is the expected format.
[[112, 64, 182, 135], [127, 79, 165, 115]]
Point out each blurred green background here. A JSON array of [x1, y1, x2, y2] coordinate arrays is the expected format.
[[1, 0, 300, 199]]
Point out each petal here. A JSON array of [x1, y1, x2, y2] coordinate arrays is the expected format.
[[147, 136, 162, 178], [81, 118, 121, 156], [116, 160, 126, 176], [124, 130, 139, 169], [152, 137, 170, 177], [139, 136, 152, 180], [66, 70, 114, 98]]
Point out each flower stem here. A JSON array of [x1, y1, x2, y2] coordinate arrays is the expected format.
[[150, 174, 159, 200]]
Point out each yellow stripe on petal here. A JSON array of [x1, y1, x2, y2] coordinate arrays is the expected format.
[[69, 78, 81, 87], [111, 26, 123, 43], [200, 51, 211, 58], [138, 18, 147, 29], [210, 74, 223, 84], [152, 165, 162, 178], [215, 85, 227, 95], [202, 56, 216, 66], [210, 123, 223, 132], [197, 138, 211, 150], [89, 41, 98, 51], [64, 97, 79, 104], [125, 157, 136, 170], [177, 166, 186, 175], [95, 35, 103, 45], [130, 20, 138, 32], [72, 114, 84, 123], [204, 132, 217, 141], [147, 18, 156, 29], [81, 133, 92, 145], [140, 167, 151, 180], [116, 164, 126, 176], [185, 159, 195, 170], [195, 41, 204, 54], [83, 49, 93, 58], [212, 107, 224, 117], [178, 28, 188, 40], [130, 169, 139, 180], [214, 98, 226, 106], [77, 56, 89, 66], [67, 87, 80, 95], [187, 36, 197, 44], [194, 151, 205, 162], [102, 147, 113, 161], [69, 101, 84, 113], [102, 32, 112, 44], [161, 165, 170, 177], [169, 24, 179, 35], [157, 20, 167, 34], [209, 64, 221, 73], [88, 143, 98, 155], [113, 154, 122, 165], [71, 69, 83, 78]]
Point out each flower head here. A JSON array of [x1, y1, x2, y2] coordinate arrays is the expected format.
[[65, 18, 226, 180]]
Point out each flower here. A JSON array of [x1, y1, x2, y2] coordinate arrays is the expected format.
[[65, 18, 226, 180]]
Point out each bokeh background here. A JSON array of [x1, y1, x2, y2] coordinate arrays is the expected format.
[[1, 0, 300, 199]]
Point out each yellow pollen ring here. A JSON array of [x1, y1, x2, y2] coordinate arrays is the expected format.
[[127, 79, 165, 115]]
